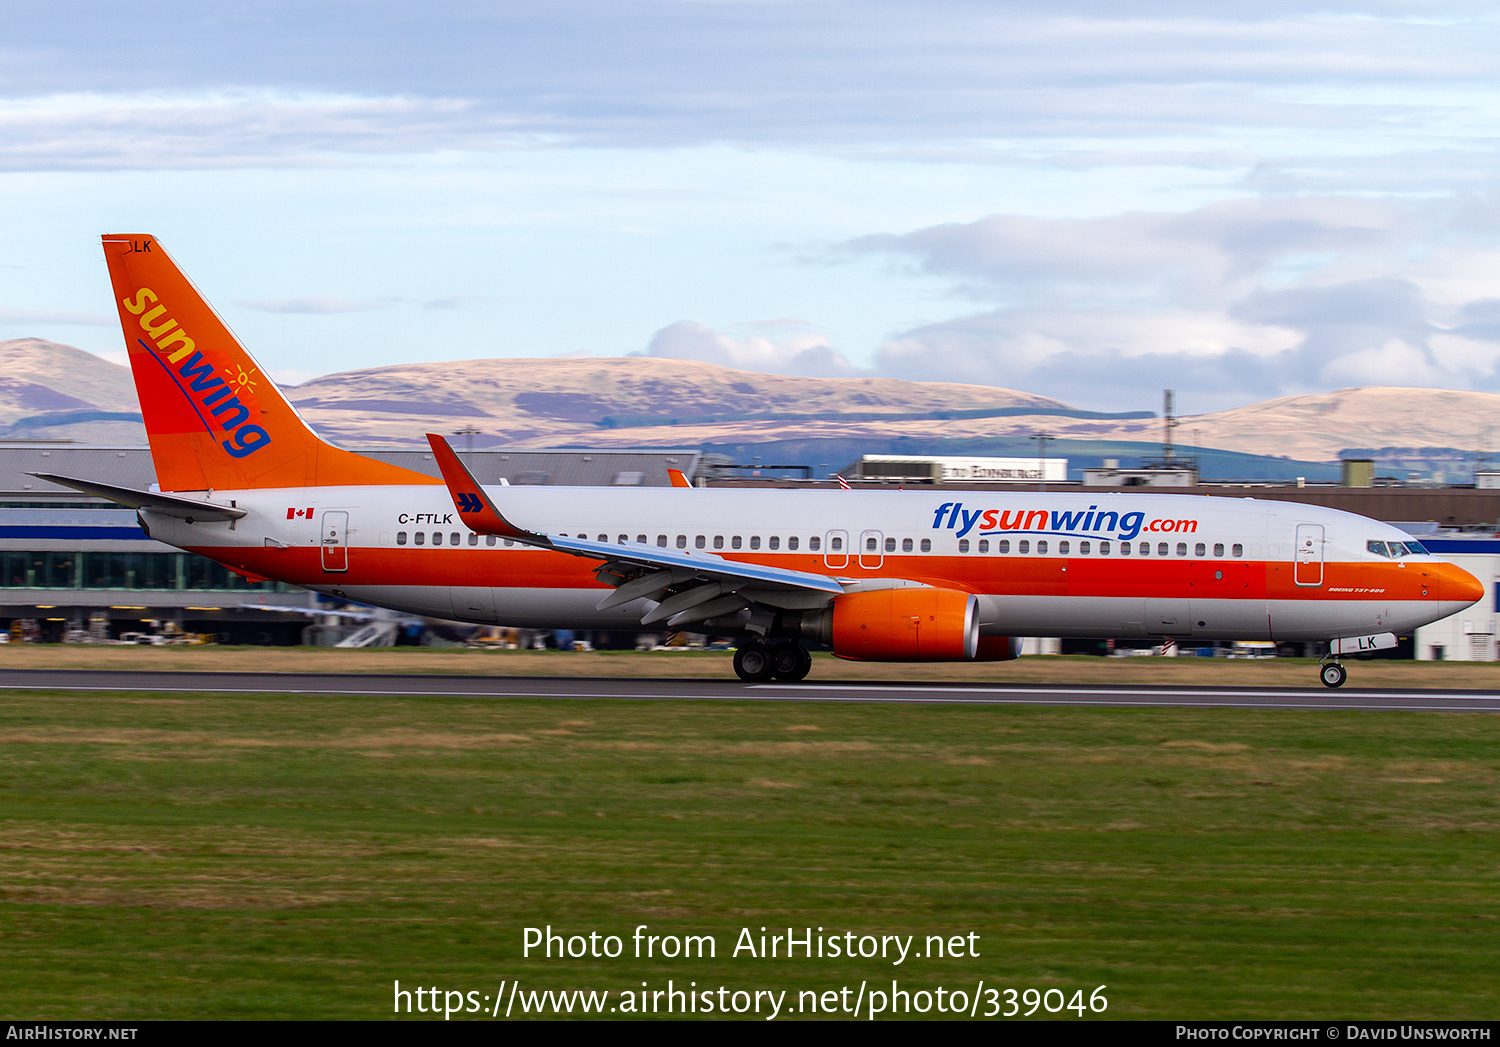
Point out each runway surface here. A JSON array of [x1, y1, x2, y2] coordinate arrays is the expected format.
[[0, 668, 1498, 712]]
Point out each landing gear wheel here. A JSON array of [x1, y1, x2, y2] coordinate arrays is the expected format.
[[770, 643, 813, 682], [1320, 662, 1347, 689], [733, 640, 775, 682]]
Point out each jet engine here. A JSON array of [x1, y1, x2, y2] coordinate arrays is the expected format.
[[802, 587, 979, 661], [974, 635, 1023, 661]]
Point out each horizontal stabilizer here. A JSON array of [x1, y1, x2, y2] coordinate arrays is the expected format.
[[31, 472, 246, 522]]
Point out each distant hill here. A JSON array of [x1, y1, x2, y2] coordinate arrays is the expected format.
[[0, 340, 1494, 474], [282, 356, 1086, 445]]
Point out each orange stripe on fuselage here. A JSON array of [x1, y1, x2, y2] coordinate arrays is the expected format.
[[185, 546, 1436, 604]]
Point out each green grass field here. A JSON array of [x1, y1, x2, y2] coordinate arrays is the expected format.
[[3, 687, 1499, 1020]]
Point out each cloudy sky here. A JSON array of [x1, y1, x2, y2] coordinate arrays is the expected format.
[[1, 1, 1498, 412]]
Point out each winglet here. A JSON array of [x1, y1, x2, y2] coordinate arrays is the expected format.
[[425, 434, 549, 544], [668, 468, 691, 489]]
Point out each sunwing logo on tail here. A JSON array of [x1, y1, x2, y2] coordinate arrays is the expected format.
[[122, 287, 271, 459], [455, 492, 484, 513]]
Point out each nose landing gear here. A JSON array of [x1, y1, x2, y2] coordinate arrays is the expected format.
[[733, 640, 812, 682], [1319, 661, 1347, 689]]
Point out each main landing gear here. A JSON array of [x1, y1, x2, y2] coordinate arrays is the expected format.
[[1319, 661, 1347, 689], [733, 640, 812, 683]]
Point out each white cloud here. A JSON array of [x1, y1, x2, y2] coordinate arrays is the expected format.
[[859, 197, 1500, 411], [641, 320, 858, 378], [0, 90, 523, 171], [267, 368, 325, 387], [0, 4, 1496, 171], [0, 305, 111, 326], [241, 296, 391, 315]]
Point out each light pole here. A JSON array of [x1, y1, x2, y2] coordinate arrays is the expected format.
[[1030, 432, 1052, 492], [453, 426, 480, 455]]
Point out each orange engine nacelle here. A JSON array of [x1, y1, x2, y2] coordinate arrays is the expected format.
[[822, 587, 979, 661]]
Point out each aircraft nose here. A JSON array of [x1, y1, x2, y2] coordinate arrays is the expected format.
[[1437, 561, 1485, 608]]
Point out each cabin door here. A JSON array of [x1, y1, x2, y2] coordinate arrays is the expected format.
[[321, 511, 349, 572], [1294, 523, 1324, 587]]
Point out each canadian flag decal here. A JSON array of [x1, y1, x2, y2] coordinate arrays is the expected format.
[[286, 507, 314, 520]]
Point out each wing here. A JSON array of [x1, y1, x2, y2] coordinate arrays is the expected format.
[[425, 434, 843, 631]]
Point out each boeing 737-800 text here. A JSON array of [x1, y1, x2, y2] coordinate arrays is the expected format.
[[41, 234, 1483, 688]]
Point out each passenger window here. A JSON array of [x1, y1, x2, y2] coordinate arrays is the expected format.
[[810, 536, 821, 551], [959, 539, 970, 553], [769, 536, 780, 550], [414, 532, 425, 546], [1058, 540, 1070, 555], [487, 535, 497, 546], [788, 537, 798, 551], [998, 540, 1010, 554], [1036, 540, 1048, 555], [902, 537, 913, 552], [504, 538, 514, 547], [1120, 541, 1130, 556], [1195, 543, 1206, 557], [1100, 541, 1110, 555], [434, 532, 445, 545], [978, 539, 989, 553], [1232, 543, 1243, 557], [694, 535, 705, 549], [657, 535, 668, 547], [920, 539, 931, 552], [866, 536, 877, 551], [1140, 542, 1150, 555], [831, 537, 842, 551], [1176, 543, 1187, 556], [396, 531, 408, 545], [713, 535, 724, 549], [1018, 540, 1029, 554], [1079, 541, 1090, 555], [676, 535, 687, 549], [470, 533, 479, 546], [617, 534, 627, 544], [750, 536, 761, 550], [1213, 543, 1224, 557], [884, 537, 895, 552], [1158, 543, 1169, 556], [732, 536, 742, 550], [636, 535, 647, 544]]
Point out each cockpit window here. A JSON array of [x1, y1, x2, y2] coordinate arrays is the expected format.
[[1371, 539, 1429, 557]]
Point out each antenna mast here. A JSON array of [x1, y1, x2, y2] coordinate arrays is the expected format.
[[1163, 389, 1178, 462]]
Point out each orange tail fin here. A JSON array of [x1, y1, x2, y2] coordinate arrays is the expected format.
[[102, 234, 438, 492]]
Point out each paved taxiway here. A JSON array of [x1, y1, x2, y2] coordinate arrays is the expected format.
[[0, 669, 1497, 712]]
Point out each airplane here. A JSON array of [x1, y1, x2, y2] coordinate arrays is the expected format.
[[38, 233, 1485, 689]]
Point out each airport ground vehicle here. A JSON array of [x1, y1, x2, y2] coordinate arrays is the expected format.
[[42, 234, 1484, 686]]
